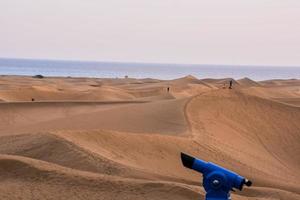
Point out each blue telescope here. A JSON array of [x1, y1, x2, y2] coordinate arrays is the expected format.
[[181, 153, 252, 200]]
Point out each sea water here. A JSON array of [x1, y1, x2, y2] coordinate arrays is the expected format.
[[0, 58, 299, 81]]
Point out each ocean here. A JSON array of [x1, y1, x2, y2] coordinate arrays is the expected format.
[[0, 58, 299, 81]]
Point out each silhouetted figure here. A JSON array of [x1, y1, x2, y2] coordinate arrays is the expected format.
[[167, 87, 170, 92], [229, 80, 233, 89], [31, 98, 35, 102]]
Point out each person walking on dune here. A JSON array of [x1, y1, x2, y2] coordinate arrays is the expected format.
[[229, 80, 233, 89]]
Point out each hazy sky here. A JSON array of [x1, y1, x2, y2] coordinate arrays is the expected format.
[[0, 0, 300, 66]]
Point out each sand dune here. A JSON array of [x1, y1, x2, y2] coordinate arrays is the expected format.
[[0, 75, 299, 200], [260, 79, 300, 87], [0, 133, 187, 182], [237, 77, 261, 87], [187, 90, 300, 183], [0, 101, 149, 133], [240, 79, 300, 106], [0, 85, 135, 102], [0, 154, 201, 200], [201, 78, 239, 87], [2, 98, 188, 135]]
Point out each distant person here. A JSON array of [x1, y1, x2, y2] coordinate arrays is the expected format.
[[31, 98, 35, 102], [229, 80, 233, 89], [167, 87, 170, 92]]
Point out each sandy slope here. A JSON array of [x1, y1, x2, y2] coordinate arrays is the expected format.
[[237, 77, 261, 87], [241, 79, 300, 106], [0, 154, 201, 200], [186, 90, 300, 188], [0, 75, 299, 200]]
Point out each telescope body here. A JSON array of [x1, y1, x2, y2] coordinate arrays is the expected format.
[[181, 153, 252, 200]]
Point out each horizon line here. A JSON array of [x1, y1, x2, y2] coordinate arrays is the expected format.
[[1, 56, 300, 68]]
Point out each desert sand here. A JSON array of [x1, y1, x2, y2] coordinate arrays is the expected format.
[[0, 75, 299, 200]]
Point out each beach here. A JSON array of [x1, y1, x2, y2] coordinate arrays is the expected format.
[[0, 75, 299, 200]]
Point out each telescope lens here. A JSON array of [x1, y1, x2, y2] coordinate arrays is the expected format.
[[239, 179, 252, 190], [245, 179, 252, 187], [181, 152, 195, 169]]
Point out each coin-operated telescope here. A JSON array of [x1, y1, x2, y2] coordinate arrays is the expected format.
[[181, 153, 252, 200]]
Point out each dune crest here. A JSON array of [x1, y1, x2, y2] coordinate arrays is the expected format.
[[237, 77, 261, 87]]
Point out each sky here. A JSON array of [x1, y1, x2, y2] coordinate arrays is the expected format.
[[0, 0, 300, 66]]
